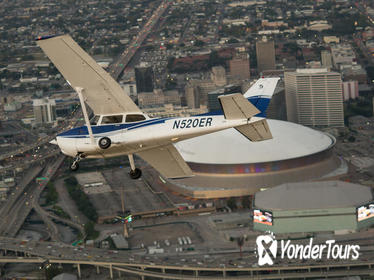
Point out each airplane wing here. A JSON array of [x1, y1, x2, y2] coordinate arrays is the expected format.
[[137, 144, 194, 179], [36, 35, 140, 115]]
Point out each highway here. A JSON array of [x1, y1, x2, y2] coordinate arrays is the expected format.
[[108, 0, 171, 80], [0, 254, 374, 279], [0, 156, 65, 238]]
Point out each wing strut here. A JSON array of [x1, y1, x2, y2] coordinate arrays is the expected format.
[[76, 87, 95, 145]]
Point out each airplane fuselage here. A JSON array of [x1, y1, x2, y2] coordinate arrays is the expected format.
[[56, 114, 259, 159]]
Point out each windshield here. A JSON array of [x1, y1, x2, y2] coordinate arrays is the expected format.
[[90, 115, 100, 125]]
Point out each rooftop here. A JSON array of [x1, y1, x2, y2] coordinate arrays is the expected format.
[[254, 181, 373, 211], [175, 119, 335, 164]]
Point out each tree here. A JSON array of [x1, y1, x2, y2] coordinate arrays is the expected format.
[[84, 221, 99, 240]]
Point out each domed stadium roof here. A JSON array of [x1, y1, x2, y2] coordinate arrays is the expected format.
[[175, 119, 335, 164]]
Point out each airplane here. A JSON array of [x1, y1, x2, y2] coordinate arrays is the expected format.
[[36, 35, 279, 180]]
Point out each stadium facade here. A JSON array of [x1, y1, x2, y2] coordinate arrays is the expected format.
[[253, 181, 374, 233], [165, 119, 344, 199]]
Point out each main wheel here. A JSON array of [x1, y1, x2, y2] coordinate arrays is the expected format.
[[98, 137, 111, 149], [70, 162, 79, 172], [129, 168, 142, 179]]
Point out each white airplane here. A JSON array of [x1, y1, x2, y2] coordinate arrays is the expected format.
[[36, 35, 279, 179]]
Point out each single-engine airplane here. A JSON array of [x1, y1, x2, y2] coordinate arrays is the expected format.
[[36, 35, 279, 179]]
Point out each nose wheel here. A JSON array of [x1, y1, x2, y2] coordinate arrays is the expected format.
[[70, 153, 84, 172], [128, 154, 142, 179]]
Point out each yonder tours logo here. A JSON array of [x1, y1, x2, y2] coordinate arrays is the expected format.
[[255, 233, 360, 266]]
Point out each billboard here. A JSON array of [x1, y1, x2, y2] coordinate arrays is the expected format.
[[357, 203, 374, 222], [253, 209, 273, 226]]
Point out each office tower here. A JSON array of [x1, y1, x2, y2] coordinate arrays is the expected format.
[[33, 98, 57, 124], [256, 38, 276, 73], [342, 80, 359, 101], [135, 63, 154, 93], [321, 50, 332, 69], [285, 69, 344, 127], [211, 66, 227, 87], [229, 53, 250, 80]]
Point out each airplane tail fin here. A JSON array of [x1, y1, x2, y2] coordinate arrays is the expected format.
[[243, 77, 280, 117], [218, 93, 260, 120]]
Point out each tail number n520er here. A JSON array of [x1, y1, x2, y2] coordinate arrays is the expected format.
[[173, 117, 212, 129]]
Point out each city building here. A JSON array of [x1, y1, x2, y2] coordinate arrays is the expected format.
[[284, 69, 344, 127], [207, 84, 242, 112], [162, 119, 343, 199], [253, 181, 374, 234], [211, 66, 227, 87], [321, 50, 333, 69], [121, 82, 137, 96], [164, 90, 181, 106], [135, 63, 154, 93], [256, 38, 276, 73], [185, 79, 218, 109], [3, 102, 21, 112], [138, 90, 165, 108], [330, 44, 356, 70], [342, 80, 359, 101], [341, 65, 368, 84], [229, 53, 250, 80], [33, 98, 57, 124]]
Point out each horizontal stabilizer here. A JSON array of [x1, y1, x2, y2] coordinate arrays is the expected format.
[[37, 34, 140, 115], [235, 119, 272, 142], [137, 144, 194, 179], [218, 93, 260, 120]]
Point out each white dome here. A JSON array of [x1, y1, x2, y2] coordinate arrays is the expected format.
[[175, 119, 335, 164]]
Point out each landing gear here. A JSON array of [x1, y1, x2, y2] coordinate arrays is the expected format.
[[70, 153, 84, 172], [70, 161, 79, 171], [98, 137, 111, 149], [128, 154, 142, 179], [129, 168, 142, 179]]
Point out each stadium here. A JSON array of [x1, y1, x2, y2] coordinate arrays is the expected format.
[[253, 181, 374, 233], [164, 119, 344, 199]]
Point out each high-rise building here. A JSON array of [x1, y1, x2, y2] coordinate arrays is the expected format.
[[321, 50, 332, 69], [285, 69, 344, 127], [135, 63, 154, 93], [207, 84, 242, 112], [211, 66, 227, 87], [229, 53, 250, 80], [342, 80, 359, 101], [256, 38, 276, 73], [33, 98, 57, 124]]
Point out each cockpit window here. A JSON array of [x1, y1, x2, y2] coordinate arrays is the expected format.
[[90, 115, 100, 125], [125, 114, 146, 123], [101, 115, 123, 124]]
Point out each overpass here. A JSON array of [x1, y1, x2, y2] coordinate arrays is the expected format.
[[0, 256, 374, 279]]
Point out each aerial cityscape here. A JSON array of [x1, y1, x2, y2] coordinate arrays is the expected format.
[[0, 0, 374, 279]]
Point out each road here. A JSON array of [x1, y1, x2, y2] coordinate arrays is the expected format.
[[55, 178, 89, 225], [108, 0, 171, 80], [0, 156, 65, 238]]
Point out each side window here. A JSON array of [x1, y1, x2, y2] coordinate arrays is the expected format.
[[101, 115, 123, 124], [90, 115, 100, 125], [125, 114, 146, 123]]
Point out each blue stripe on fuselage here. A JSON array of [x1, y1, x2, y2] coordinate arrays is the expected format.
[[58, 118, 167, 137], [57, 96, 270, 138]]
